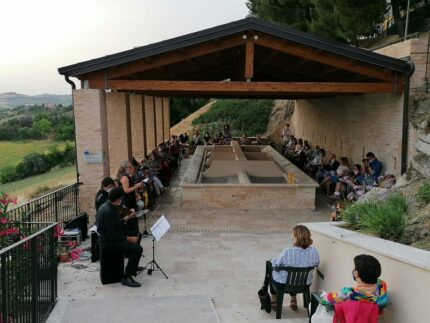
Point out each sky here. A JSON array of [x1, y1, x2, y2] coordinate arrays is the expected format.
[[0, 0, 249, 95]]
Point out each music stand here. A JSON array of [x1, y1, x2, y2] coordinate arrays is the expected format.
[[142, 215, 170, 279]]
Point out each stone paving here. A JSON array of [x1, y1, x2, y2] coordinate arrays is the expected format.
[[48, 158, 329, 323]]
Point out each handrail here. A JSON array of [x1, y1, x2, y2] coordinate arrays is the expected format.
[[0, 222, 57, 255]]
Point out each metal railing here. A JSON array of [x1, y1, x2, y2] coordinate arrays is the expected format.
[[0, 222, 58, 323], [6, 183, 79, 225]]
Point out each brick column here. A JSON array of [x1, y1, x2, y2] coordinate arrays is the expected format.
[[106, 92, 131, 176], [155, 97, 164, 144], [163, 97, 170, 140], [144, 95, 156, 153], [130, 94, 145, 160], [73, 89, 109, 221]]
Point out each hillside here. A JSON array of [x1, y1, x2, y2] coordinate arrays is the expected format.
[[0, 92, 72, 108], [170, 100, 217, 136]]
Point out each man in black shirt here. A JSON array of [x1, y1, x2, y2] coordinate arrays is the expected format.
[[96, 188, 143, 287], [95, 177, 116, 212]]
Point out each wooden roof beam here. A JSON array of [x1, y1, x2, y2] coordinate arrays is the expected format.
[[245, 40, 254, 81], [109, 80, 401, 95], [256, 35, 396, 82], [108, 35, 245, 79]]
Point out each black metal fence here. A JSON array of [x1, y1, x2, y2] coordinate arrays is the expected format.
[[6, 184, 79, 225], [0, 222, 57, 323]]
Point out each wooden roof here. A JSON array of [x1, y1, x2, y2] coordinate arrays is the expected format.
[[58, 17, 414, 99]]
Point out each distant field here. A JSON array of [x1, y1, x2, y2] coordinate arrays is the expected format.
[[0, 165, 76, 203], [0, 140, 70, 168]]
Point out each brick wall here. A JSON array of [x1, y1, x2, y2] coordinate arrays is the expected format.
[[130, 94, 145, 160], [163, 97, 170, 140], [155, 96, 164, 145], [73, 89, 108, 220], [144, 95, 156, 153], [291, 93, 404, 175], [106, 92, 131, 176]]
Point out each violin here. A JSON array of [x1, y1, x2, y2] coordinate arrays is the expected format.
[[117, 205, 135, 221]]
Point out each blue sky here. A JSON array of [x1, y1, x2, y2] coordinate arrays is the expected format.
[[0, 0, 249, 95]]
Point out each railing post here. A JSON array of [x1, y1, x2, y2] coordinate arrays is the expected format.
[[75, 183, 79, 216], [31, 238, 38, 323], [49, 227, 56, 304], [1, 255, 7, 323], [54, 191, 59, 223]]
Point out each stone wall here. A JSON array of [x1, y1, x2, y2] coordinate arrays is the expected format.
[[291, 93, 404, 175]]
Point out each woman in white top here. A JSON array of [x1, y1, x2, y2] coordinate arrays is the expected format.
[[320, 157, 349, 196]]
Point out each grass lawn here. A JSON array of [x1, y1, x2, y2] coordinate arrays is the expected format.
[[0, 166, 76, 203], [0, 140, 71, 168]]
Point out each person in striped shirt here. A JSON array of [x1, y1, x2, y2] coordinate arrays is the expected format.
[[263, 225, 320, 311]]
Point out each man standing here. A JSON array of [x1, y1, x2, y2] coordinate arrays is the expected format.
[[365, 152, 383, 182], [96, 188, 143, 287]]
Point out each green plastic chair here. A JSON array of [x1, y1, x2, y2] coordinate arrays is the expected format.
[[272, 266, 315, 319]]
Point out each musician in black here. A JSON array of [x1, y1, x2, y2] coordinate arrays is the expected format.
[[95, 177, 116, 212], [96, 188, 143, 288], [118, 162, 142, 236]]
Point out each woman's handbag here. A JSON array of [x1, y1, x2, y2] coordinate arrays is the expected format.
[[258, 284, 272, 313]]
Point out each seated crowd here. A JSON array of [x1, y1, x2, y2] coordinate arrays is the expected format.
[[176, 124, 264, 147], [281, 123, 395, 202]]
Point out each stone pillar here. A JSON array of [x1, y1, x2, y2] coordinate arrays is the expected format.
[[130, 94, 145, 160], [106, 92, 131, 176], [144, 95, 156, 153], [163, 97, 170, 140], [155, 97, 164, 144], [73, 89, 109, 221]]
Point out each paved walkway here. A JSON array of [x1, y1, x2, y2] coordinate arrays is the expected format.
[[48, 158, 329, 323]]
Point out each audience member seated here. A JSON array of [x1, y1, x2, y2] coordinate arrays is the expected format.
[[306, 147, 325, 177], [223, 132, 232, 145], [239, 133, 250, 145], [263, 225, 320, 311], [320, 157, 349, 196], [192, 131, 203, 145], [332, 164, 365, 198], [204, 132, 211, 145], [254, 134, 262, 145], [319, 254, 388, 317], [315, 153, 340, 183], [364, 152, 383, 183]]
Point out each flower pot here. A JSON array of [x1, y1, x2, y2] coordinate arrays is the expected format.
[[60, 253, 69, 262]]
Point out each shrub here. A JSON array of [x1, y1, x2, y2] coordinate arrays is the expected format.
[[0, 165, 22, 184], [192, 99, 273, 136], [416, 181, 430, 205], [341, 193, 408, 242]]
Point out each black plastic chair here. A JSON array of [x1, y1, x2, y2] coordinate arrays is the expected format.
[[272, 266, 315, 319]]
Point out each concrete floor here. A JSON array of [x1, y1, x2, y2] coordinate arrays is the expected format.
[[48, 158, 329, 323]]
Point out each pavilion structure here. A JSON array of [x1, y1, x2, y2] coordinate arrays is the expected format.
[[58, 17, 413, 216]]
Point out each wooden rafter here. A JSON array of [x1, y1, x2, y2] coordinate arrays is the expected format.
[[245, 40, 254, 80], [256, 35, 396, 82], [107, 35, 246, 79]]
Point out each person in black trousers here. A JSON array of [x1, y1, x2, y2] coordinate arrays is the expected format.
[[96, 188, 143, 288]]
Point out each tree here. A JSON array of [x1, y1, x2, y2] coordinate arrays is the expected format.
[[33, 118, 51, 135], [247, 0, 313, 31], [390, 0, 419, 37], [247, 0, 387, 43]]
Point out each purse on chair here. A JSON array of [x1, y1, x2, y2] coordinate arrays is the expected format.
[[258, 284, 272, 313]]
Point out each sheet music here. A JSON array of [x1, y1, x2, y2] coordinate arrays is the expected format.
[[150, 215, 171, 241]]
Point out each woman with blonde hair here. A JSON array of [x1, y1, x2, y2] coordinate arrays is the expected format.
[[263, 225, 320, 311]]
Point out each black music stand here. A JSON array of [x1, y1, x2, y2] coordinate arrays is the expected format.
[[142, 215, 170, 279]]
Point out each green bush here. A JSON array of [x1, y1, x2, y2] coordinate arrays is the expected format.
[[341, 193, 408, 242], [416, 181, 430, 205], [192, 99, 273, 136], [0, 165, 22, 183]]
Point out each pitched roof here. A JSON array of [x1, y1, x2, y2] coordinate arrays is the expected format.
[[58, 17, 414, 77]]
